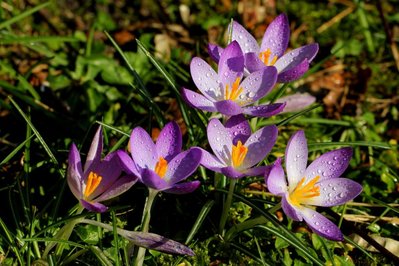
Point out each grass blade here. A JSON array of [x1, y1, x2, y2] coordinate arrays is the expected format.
[[185, 200, 215, 244], [0, 2, 51, 30]]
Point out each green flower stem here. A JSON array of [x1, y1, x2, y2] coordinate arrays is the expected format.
[[134, 188, 158, 266], [219, 178, 237, 236]]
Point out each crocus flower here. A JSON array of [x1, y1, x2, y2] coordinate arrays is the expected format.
[[67, 126, 138, 212], [182, 41, 285, 117], [119, 121, 202, 194], [208, 14, 319, 83], [199, 115, 277, 179], [265, 131, 362, 241]]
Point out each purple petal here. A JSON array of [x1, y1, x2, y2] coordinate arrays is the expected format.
[[238, 67, 277, 106], [208, 43, 223, 63], [156, 121, 182, 161], [308, 178, 362, 207], [277, 59, 310, 83], [190, 57, 219, 100], [275, 43, 319, 73], [218, 41, 244, 87], [276, 93, 316, 113], [215, 100, 243, 116], [244, 165, 271, 177], [207, 118, 232, 165], [67, 143, 83, 199], [163, 181, 201, 194], [285, 130, 308, 188], [166, 148, 201, 184], [115, 150, 141, 178], [80, 199, 108, 213], [94, 175, 138, 202], [225, 114, 251, 144], [130, 126, 157, 170], [141, 168, 169, 191], [304, 148, 353, 182], [198, 148, 225, 172], [260, 13, 290, 59], [242, 103, 285, 117], [301, 208, 344, 241], [244, 52, 266, 73], [221, 166, 246, 179], [84, 126, 103, 173], [282, 194, 303, 221], [265, 158, 287, 195], [242, 125, 278, 168], [231, 21, 260, 54], [181, 88, 217, 112]]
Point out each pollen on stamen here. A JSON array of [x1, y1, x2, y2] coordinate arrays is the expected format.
[[225, 77, 243, 101], [259, 49, 278, 66], [84, 172, 102, 199], [155, 156, 168, 178], [289, 176, 320, 207], [231, 140, 248, 168]]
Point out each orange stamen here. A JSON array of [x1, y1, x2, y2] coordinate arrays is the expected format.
[[155, 156, 168, 178], [231, 140, 248, 168], [225, 77, 243, 101], [259, 49, 278, 66], [288, 176, 320, 207], [84, 172, 102, 198]]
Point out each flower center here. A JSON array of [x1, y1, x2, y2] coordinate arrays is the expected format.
[[288, 176, 320, 207], [259, 49, 278, 66], [231, 140, 248, 168], [84, 171, 102, 199], [155, 156, 168, 178], [225, 77, 243, 101]]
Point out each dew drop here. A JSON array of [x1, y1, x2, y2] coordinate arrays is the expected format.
[[338, 192, 345, 198], [247, 92, 255, 98], [332, 186, 337, 191]]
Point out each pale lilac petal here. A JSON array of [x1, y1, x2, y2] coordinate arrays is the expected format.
[[265, 158, 287, 195], [306, 178, 362, 207], [243, 103, 286, 117], [244, 165, 271, 177], [285, 130, 308, 188], [84, 126, 102, 173], [274, 43, 319, 73], [163, 181, 201, 194], [141, 168, 169, 191], [198, 148, 225, 172], [81, 199, 108, 213], [244, 52, 265, 73], [304, 148, 352, 182], [231, 21, 260, 54], [276, 93, 316, 113], [215, 100, 243, 116], [130, 127, 157, 170], [208, 43, 223, 62], [277, 59, 309, 83], [225, 114, 251, 144], [260, 13, 290, 59], [242, 125, 277, 168], [301, 208, 344, 241], [156, 121, 182, 161], [221, 166, 246, 179], [67, 143, 83, 199], [190, 57, 220, 100], [207, 118, 232, 164], [166, 148, 201, 184], [181, 88, 217, 112], [94, 175, 138, 202], [282, 195, 303, 221], [237, 67, 277, 106], [218, 41, 244, 87], [115, 150, 141, 178]]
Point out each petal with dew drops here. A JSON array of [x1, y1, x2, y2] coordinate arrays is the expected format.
[[141, 168, 170, 191], [285, 130, 308, 188], [242, 103, 285, 117], [166, 148, 201, 184], [301, 208, 344, 241], [225, 114, 251, 145], [84, 126, 103, 173], [274, 43, 319, 73], [207, 118, 233, 165], [277, 59, 310, 83], [198, 148, 225, 172], [130, 127, 157, 170], [282, 194, 303, 221], [260, 13, 290, 59], [208, 43, 223, 63], [156, 121, 182, 162], [163, 181, 201, 194], [190, 57, 220, 101], [244, 52, 266, 73], [215, 100, 243, 116], [265, 158, 287, 196], [218, 41, 244, 87], [116, 150, 140, 178], [276, 93, 316, 113], [231, 21, 260, 54], [181, 88, 217, 112]]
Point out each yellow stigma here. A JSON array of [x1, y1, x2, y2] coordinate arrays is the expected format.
[[155, 156, 168, 178], [225, 77, 243, 101], [288, 176, 320, 207], [259, 49, 278, 66], [231, 140, 248, 168], [84, 172, 102, 199]]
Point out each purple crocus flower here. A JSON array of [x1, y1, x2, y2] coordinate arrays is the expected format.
[[265, 130, 362, 241], [67, 126, 138, 213], [199, 115, 277, 179], [182, 41, 285, 117], [119, 121, 202, 194], [208, 14, 319, 83]]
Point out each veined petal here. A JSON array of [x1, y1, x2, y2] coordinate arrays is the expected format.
[[276, 93, 316, 113], [181, 88, 217, 112], [221, 166, 246, 179], [237, 67, 277, 106], [198, 148, 225, 172], [244, 52, 266, 73], [156, 121, 182, 161], [130, 126, 157, 170], [260, 13, 290, 59], [266, 158, 287, 195], [208, 43, 223, 63], [190, 57, 220, 100], [306, 178, 362, 207], [215, 100, 243, 116], [67, 143, 83, 199], [304, 148, 353, 182], [277, 59, 309, 83], [301, 208, 344, 241], [225, 114, 251, 145], [242, 103, 285, 117], [116, 150, 141, 178], [285, 130, 308, 188], [207, 118, 232, 165], [166, 148, 201, 184], [231, 21, 260, 54], [94, 175, 138, 202], [163, 181, 201, 194], [141, 168, 169, 191], [80, 199, 108, 213], [242, 125, 278, 168], [218, 41, 244, 87], [274, 43, 319, 73], [84, 126, 103, 173], [282, 194, 303, 221]]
